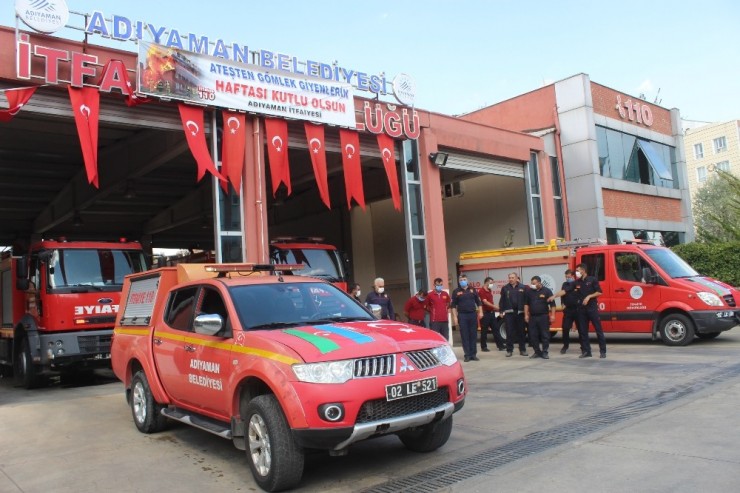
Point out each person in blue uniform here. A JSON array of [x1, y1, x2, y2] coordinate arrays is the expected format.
[[499, 272, 528, 357], [451, 274, 482, 362], [523, 276, 556, 359], [550, 269, 584, 354], [575, 263, 607, 358], [365, 277, 395, 320]]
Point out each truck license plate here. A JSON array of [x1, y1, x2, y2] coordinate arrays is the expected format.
[[385, 377, 437, 401]]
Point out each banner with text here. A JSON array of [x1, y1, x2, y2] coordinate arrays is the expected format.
[[137, 41, 355, 127]]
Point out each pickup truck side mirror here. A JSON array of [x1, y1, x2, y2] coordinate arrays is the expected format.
[[641, 267, 658, 284], [193, 313, 223, 336]]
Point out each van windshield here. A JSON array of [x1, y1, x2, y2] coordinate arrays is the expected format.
[[644, 248, 699, 279]]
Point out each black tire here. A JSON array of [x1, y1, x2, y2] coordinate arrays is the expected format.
[[696, 332, 721, 340], [14, 336, 43, 389], [130, 371, 167, 433], [658, 313, 695, 346], [398, 416, 453, 453], [245, 395, 304, 492], [498, 322, 508, 343]]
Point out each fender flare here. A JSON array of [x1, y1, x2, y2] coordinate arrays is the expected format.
[[651, 301, 694, 337]]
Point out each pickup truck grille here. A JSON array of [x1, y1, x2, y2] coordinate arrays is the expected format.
[[356, 388, 449, 423], [404, 349, 440, 371], [723, 294, 736, 307], [354, 355, 395, 378], [78, 334, 112, 354]]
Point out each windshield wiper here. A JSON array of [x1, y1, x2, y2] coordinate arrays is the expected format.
[[309, 316, 370, 325], [248, 321, 301, 331]]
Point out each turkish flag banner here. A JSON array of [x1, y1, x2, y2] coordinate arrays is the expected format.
[[178, 104, 225, 183], [264, 118, 291, 196], [304, 122, 330, 209], [0, 87, 37, 122], [68, 86, 100, 187], [339, 129, 365, 210], [377, 133, 401, 210], [222, 111, 246, 194]]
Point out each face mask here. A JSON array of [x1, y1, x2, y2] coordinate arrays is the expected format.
[[459, 280, 468, 288], [377, 287, 385, 294], [530, 284, 537, 290], [355, 290, 361, 297], [575, 271, 583, 279], [417, 296, 425, 302], [488, 283, 494, 290], [435, 285, 443, 292], [566, 278, 574, 283]]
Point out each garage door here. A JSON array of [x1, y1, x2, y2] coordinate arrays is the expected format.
[[441, 150, 525, 178]]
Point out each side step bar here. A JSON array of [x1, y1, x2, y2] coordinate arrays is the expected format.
[[161, 407, 232, 440]]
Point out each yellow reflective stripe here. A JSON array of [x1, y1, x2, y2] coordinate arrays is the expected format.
[[114, 328, 151, 336], [153, 330, 300, 365]]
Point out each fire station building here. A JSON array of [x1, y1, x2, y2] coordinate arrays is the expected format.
[[1, 4, 692, 308]]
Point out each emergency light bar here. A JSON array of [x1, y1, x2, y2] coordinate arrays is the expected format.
[[204, 263, 304, 273], [271, 236, 325, 244]]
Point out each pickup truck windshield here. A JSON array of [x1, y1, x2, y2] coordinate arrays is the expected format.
[[229, 282, 373, 330], [644, 248, 699, 279], [48, 249, 148, 290]]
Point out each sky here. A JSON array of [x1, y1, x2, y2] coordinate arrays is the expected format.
[[4, 0, 739, 124]]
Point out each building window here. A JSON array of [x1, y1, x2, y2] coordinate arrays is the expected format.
[[715, 160, 730, 173], [713, 136, 727, 153], [693, 143, 703, 159], [528, 152, 544, 244], [697, 166, 707, 183], [550, 156, 565, 238]]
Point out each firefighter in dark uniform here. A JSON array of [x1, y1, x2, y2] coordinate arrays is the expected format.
[[451, 274, 482, 362], [499, 272, 528, 357], [524, 276, 556, 358], [575, 263, 607, 358], [549, 269, 584, 354]]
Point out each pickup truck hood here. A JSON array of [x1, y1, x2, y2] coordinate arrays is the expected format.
[[263, 320, 447, 363]]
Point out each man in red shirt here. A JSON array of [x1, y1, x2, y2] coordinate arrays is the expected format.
[[478, 276, 504, 352], [403, 288, 428, 327], [426, 277, 452, 340]]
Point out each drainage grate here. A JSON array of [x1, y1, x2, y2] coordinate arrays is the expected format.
[[361, 362, 740, 493]]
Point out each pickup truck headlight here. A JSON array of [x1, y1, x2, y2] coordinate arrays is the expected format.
[[430, 344, 457, 366], [293, 360, 354, 384], [697, 291, 723, 307]]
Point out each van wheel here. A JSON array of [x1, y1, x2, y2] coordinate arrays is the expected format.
[[696, 332, 721, 340], [245, 395, 304, 492], [659, 314, 695, 346], [398, 416, 453, 452], [130, 371, 167, 433], [14, 336, 43, 389]]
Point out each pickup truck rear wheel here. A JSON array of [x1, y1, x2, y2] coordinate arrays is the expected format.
[[130, 371, 167, 433], [658, 313, 695, 346], [398, 416, 453, 452], [245, 395, 304, 492]]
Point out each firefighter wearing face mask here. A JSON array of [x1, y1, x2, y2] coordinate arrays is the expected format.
[[523, 276, 556, 359], [404, 289, 428, 327], [451, 274, 482, 362], [549, 269, 583, 355], [478, 277, 504, 352], [365, 277, 395, 320]]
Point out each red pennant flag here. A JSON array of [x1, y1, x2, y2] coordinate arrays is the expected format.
[[222, 111, 246, 194], [377, 133, 401, 210], [304, 123, 330, 209], [178, 104, 225, 183], [0, 87, 37, 122], [68, 86, 100, 187], [339, 129, 365, 210], [265, 118, 291, 196], [98, 60, 151, 107]]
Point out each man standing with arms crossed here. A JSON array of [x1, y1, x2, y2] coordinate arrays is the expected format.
[[500, 272, 528, 357], [524, 276, 556, 359], [451, 274, 482, 362], [549, 269, 583, 354], [575, 263, 607, 358]]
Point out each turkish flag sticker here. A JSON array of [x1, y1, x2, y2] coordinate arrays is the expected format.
[[265, 118, 291, 196], [339, 129, 365, 210], [304, 122, 330, 209], [68, 86, 100, 187]]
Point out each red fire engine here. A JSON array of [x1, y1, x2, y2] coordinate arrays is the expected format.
[[0, 239, 148, 387]]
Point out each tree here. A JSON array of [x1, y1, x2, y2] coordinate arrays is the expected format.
[[692, 170, 740, 243]]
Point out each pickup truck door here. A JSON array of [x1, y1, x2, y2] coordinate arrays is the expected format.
[[152, 286, 202, 409], [606, 251, 656, 333]]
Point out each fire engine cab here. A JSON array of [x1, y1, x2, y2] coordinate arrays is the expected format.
[[111, 263, 465, 491], [459, 239, 740, 346]]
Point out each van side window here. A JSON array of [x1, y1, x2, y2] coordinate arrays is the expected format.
[[580, 253, 605, 281], [165, 287, 198, 332], [615, 252, 643, 282]]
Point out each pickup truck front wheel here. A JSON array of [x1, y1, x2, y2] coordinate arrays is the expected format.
[[245, 395, 304, 492], [658, 313, 695, 346], [130, 371, 167, 433], [398, 416, 453, 452]]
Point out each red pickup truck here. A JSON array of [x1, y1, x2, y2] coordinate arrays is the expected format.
[[111, 263, 466, 491]]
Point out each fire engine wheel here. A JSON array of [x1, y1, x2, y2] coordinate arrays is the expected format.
[[130, 371, 167, 433], [658, 314, 695, 346], [245, 395, 304, 492], [398, 415, 453, 453], [14, 336, 43, 389]]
